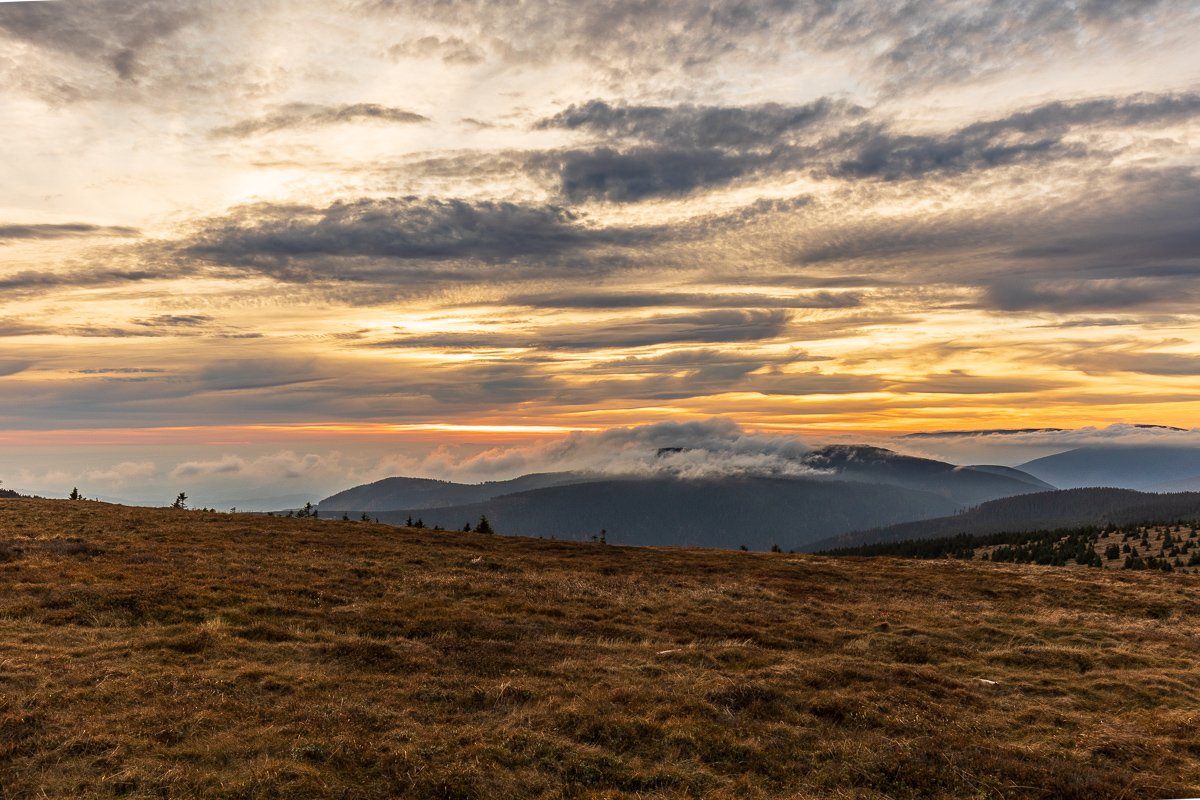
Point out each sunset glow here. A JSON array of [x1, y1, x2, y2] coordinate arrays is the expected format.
[[2, 1, 1199, 503]]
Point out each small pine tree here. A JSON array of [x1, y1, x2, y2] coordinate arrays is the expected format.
[[739, 544, 748, 551], [599, 529, 607, 545], [172, 492, 188, 509], [476, 515, 494, 534], [414, 518, 424, 529], [462, 522, 472, 532], [770, 543, 782, 553], [69, 487, 81, 501], [361, 512, 371, 522]]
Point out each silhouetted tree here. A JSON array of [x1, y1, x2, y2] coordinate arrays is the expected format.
[[476, 515, 494, 534], [172, 492, 188, 509], [70, 487, 81, 501]]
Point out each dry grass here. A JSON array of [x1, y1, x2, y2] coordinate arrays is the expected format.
[[2, 498, 1199, 799]]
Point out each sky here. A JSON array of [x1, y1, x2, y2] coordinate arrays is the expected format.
[[1, 0, 1199, 505]]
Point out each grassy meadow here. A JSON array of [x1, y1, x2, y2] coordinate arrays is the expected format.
[[1, 498, 1199, 798]]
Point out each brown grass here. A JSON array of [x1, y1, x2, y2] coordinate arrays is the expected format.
[[1, 498, 1199, 798]]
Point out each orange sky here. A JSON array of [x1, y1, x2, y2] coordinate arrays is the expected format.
[[1, 1, 1199, 501]]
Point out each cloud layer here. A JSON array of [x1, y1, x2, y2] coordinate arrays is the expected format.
[[1, 0, 1199, 495]]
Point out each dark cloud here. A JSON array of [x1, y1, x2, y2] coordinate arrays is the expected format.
[[537, 98, 851, 148], [0, 0, 204, 82], [0, 223, 139, 241], [527, 90, 1200, 202], [369, 309, 791, 351], [0, 360, 32, 378], [370, 0, 1182, 91], [211, 103, 429, 138], [182, 196, 661, 282], [829, 124, 1071, 181], [0, 319, 51, 337], [983, 279, 1192, 313], [1065, 349, 1200, 377], [832, 92, 1200, 181], [499, 290, 861, 310], [132, 314, 214, 328], [0, 268, 175, 292], [535, 146, 761, 202], [196, 359, 326, 392]]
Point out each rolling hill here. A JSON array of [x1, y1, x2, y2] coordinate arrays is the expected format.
[[318, 472, 588, 512], [1018, 445, 1200, 490], [319, 446, 1051, 550], [3, 497, 1200, 798], [807, 488, 1200, 552], [363, 476, 961, 551]]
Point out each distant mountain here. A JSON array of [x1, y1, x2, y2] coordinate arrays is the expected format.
[[800, 445, 1054, 505], [806, 488, 1200, 552], [365, 477, 961, 551], [964, 465, 1056, 489], [319, 472, 588, 512], [1018, 446, 1200, 490], [318, 445, 1052, 551]]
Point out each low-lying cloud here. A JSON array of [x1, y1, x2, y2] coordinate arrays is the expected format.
[[414, 418, 822, 481]]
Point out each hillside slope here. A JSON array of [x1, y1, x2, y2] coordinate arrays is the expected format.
[[801, 445, 1054, 503], [318, 472, 587, 512], [2, 498, 1200, 798], [1018, 445, 1200, 490], [367, 477, 960, 550], [321, 447, 1049, 550], [808, 488, 1200, 551]]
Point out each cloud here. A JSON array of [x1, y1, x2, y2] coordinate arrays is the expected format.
[[983, 279, 1193, 313], [371, 0, 1187, 92], [369, 309, 792, 351], [0, 359, 31, 378], [182, 197, 660, 282], [1063, 347, 1200, 377], [83, 460, 156, 486], [0, 318, 50, 337], [527, 90, 1200, 202], [0, 0, 205, 81], [0, 267, 178, 293], [170, 451, 335, 481], [537, 146, 761, 202], [537, 98, 851, 148], [412, 417, 824, 481], [0, 223, 139, 240], [132, 314, 214, 328], [896, 423, 1200, 449], [211, 103, 429, 137], [387, 35, 484, 65], [498, 289, 861, 310], [195, 359, 325, 392]]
